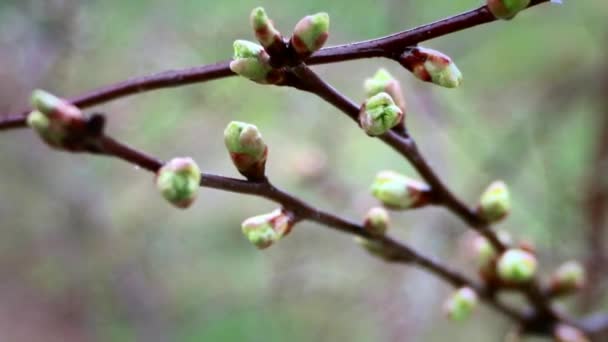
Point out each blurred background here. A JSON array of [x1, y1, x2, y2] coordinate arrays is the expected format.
[[0, 0, 606, 341]]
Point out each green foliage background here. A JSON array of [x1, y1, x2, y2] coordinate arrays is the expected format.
[[0, 0, 606, 341]]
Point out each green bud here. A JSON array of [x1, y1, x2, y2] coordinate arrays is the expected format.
[[230, 40, 278, 84], [472, 236, 497, 269], [359, 92, 404, 136], [363, 207, 390, 236], [497, 249, 537, 283], [364, 69, 406, 112], [31, 89, 82, 121], [224, 121, 268, 180], [371, 170, 430, 210], [478, 180, 511, 223], [487, 0, 531, 20], [554, 324, 590, 342], [551, 261, 586, 294], [241, 209, 293, 249], [354, 237, 402, 261], [251, 7, 282, 49], [444, 287, 478, 321], [291, 12, 329, 56], [398, 47, 462, 88], [156, 157, 201, 209]]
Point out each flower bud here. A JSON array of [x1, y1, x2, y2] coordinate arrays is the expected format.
[[363, 207, 390, 236], [364, 68, 406, 112], [230, 40, 281, 84], [290, 12, 329, 57], [487, 0, 531, 20], [241, 209, 294, 249], [554, 324, 590, 342], [354, 237, 402, 262], [359, 92, 404, 136], [497, 249, 537, 283], [250, 7, 283, 50], [472, 235, 497, 269], [224, 121, 268, 181], [444, 287, 478, 321], [550, 261, 586, 295], [478, 180, 511, 223], [155, 157, 201, 209], [398, 47, 462, 88], [28, 90, 86, 149], [371, 170, 430, 210]]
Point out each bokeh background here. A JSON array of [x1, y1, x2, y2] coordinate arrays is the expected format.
[[0, 0, 607, 341]]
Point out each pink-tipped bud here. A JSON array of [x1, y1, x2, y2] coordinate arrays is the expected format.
[[444, 287, 478, 321], [363, 207, 390, 236], [241, 209, 294, 249], [290, 12, 329, 57], [155, 157, 202, 209], [371, 170, 431, 210], [398, 47, 462, 88], [224, 121, 268, 181]]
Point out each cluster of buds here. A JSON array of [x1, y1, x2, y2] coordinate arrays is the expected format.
[[549, 261, 586, 296], [155, 157, 202, 209], [486, 0, 531, 20], [477, 180, 511, 223], [398, 47, 462, 88], [371, 170, 430, 210], [224, 121, 268, 181], [290, 12, 330, 58], [359, 92, 404, 136], [230, 40, 283, 84], [27, 90, 88, 150], [364, 68, 406, 113], [444, 287, 478, 321], [241, 208, 294, 249], [497, 248, 538, 284]]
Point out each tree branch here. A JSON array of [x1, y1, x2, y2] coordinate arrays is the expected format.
[[0, 1, 550, 131]]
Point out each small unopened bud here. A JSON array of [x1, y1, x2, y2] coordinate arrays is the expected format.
[[371, 170, 430, 210], [478, 180, 511, 223], [28, 90, 86, 149], [354, 237, 402, 261], [497, 249, 537, 283], [444, 287, 478, 321], [487, 0, 531, 20], [156, 157, 201, 209], [472, 236, 497, 269], [364, 69, 406, 112], [241, 209, 294, 249], [550, 261, 586, 295], [554, 324, 590, 342], [230, 40, 281, 84], [291, 12, 329, 57], [363, 207, 390, 236], [398, 47, 462, 88], [359, 92, 404, 136], [251, 7, 283, 49], [224, 121, 268, 181]]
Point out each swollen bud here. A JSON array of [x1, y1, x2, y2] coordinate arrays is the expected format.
[[364, 68, 406, 112], [250, 7, 282, 49], [359, 92, 404, 136], [224, 121, 268, 181], [398, 47, 462, 88], [472, 235, 497, 270], [497, 249, 537, 283], [550, 261, 586, 295], [241, 209, 294, 249], [478, 180, 511, 223], [487, 0, 531, 20], [28, 90, 86, 149], [230, 40, 281, 84], [363, 207, 390, 236], [155, 157, 202, 209], [444, 287, 478, 321], [291, 12, 329, 57], [371, 170, 430, 210]]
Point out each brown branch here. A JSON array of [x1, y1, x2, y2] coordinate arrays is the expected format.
[[0, 1, 550, 131]]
